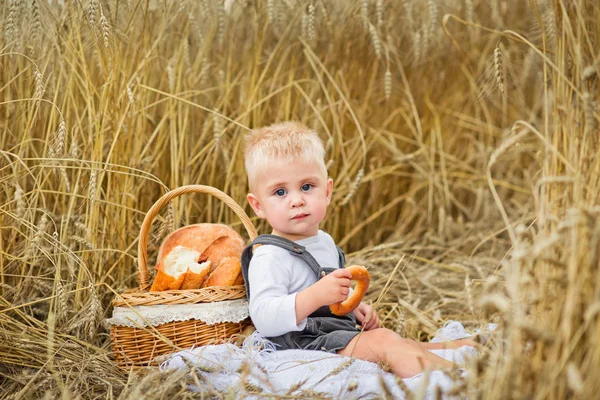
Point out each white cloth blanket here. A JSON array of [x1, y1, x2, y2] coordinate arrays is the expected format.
[[161, 321, 484, 399]]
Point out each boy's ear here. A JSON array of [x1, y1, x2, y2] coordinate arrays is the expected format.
[[247, 193, 266, 219], [325, 178, 333, 205]]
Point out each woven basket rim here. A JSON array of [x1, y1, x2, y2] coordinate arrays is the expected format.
[[113, 285, 247, 307]]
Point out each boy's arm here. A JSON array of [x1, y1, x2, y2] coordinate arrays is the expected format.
[[294, 285, 323, 324], [248, 253, 310, 337]]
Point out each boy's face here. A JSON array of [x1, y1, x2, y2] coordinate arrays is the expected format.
[[247, 157, 333, 241]]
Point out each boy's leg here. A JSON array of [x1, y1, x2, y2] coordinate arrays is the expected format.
[[417, 338, 478, 350], [337, 328, 455, 378]]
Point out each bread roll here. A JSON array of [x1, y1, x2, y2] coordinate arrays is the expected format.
[[202, 257, 242, 287], [155, 224, 241, 266], [150, 224, 245, 291], [233, 273, 244, 286], [199, 236, 245, 271], [151, 269, 186, 292], [150, 246, 203, 291], [180, 260, 212, 290]]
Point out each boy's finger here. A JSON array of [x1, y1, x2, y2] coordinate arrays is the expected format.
[[372, 316, 381, 329], [363, 311, 372, 327], [338, 278, 351, 287], [369, 318, 378, 330], [333, 269, 352, 278]]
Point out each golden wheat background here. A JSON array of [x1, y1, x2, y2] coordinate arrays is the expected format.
[[1, 0, 598, 398]]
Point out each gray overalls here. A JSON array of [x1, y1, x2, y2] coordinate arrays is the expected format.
[[241, 235, 360, 353]]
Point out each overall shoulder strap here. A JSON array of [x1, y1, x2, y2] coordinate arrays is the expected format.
[[241, 234, 324, 300], [336, 246, 345, 268]]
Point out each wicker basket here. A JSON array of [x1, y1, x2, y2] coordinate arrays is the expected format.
[[109, 185, 257, 369]]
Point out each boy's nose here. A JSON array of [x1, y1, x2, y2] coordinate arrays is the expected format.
[[290, 193, 305, 207]]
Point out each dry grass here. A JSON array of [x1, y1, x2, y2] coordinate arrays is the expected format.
[[1, 0, 599, 398]]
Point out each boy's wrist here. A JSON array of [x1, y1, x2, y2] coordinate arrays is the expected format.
[[303, 285, 322, 310]]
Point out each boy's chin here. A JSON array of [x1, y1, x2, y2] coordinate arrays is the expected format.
[[272, 229, 318, 241]]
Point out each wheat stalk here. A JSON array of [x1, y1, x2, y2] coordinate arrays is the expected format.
[[402, 0, 413, 31], [566, 362, 584, 394], [378, 374, 395, 400], [88, 0, 98, 26], [368, 23, 382, 58], [465, 0, 473, 23], [217, 1, 225, 46], [5, 0, 19, 46], [412, 31, 422, 66], [583, 92, 597, 138], [127, 84, 135, 106], [583, 65, 597, 81], [427, 0, 438, 44], [59, 166, 71, 192], [33, 69, 44, 100], [13, 184, 25, 220], [57, 120, 67, 156], [71, 235, 94, 250], [491, 0, 502, 28], [376, 0, 384, 28], [478, 293, 511, 315], [88, 169, 97, 204], [167, 57, 176, 92], [341, 168, 364, 206], [308, 3, 316, 43], [55, 280, 68, 322], [182, 38, 191, 70], [465, 273, 474, 315], [361, 0, 369, 29], [384, 68, 392, 100], [30, 0, 41, 45], [493, 44, 505, 95], [267, 0, 275, 25], [541, 0, 556, 50], [87, 287, 101, 340], [27, 213, 48, 260], [99, 6, 110, 49]]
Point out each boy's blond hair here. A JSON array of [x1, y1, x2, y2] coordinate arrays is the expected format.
[[244, 121, 327, 190]]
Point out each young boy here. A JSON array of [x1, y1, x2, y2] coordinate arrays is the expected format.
[[241, 121, 474, 378]]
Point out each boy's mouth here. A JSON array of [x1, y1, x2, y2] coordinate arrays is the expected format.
[[292, 213, 309, 220]]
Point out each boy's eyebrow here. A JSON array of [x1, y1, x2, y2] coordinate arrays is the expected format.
[[265, 176, 322, 191], [302, 175, 322, 183], [266, 181, 287, 191]]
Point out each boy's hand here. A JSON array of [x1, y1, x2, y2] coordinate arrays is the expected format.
[[295, 269, 352, 325], [313, 268, 352, 307], [353, 302, 380, 331]]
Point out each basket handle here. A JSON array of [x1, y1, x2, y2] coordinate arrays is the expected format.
[[137, 185, 258, 290]]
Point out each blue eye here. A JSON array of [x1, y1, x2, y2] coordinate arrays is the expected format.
[[275, 188, 286, 197], [301, 184, 312, 191]]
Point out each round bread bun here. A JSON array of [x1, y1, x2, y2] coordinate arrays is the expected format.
[[329, 265, 370, 316]]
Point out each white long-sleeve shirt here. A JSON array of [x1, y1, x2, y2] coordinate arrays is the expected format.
[[248, 230, 341, 337]]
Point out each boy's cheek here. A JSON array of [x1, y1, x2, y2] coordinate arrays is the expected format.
[[255, 208, 266, 219]]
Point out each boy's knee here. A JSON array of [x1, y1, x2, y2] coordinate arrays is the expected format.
[[375, 327, 399, 341], [369, 329, 424, 353], [367, 328, 401, 349]]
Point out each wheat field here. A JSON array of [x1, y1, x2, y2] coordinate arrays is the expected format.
[[1, 0, 599, 398]]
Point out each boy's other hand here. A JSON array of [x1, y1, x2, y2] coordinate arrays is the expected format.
[[313, 268, 352, 307], [353, 303, 380, 331]]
